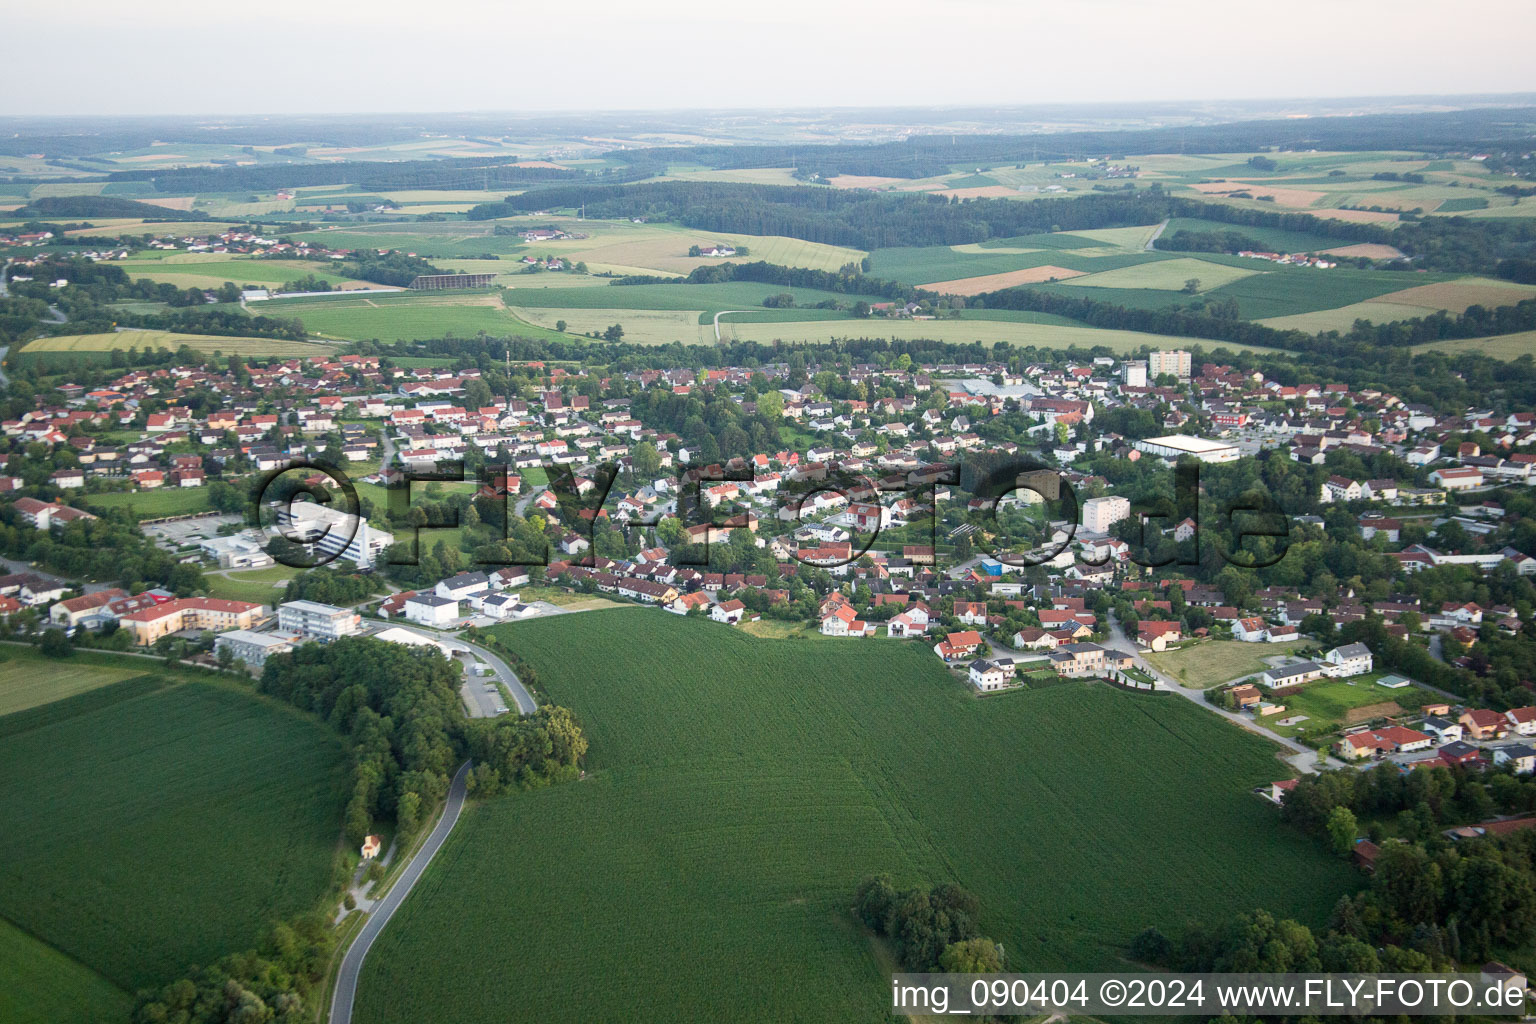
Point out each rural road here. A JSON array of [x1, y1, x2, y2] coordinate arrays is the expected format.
[[1103, 613, 1344, 773], [380, 623, 537, 715], [329, 760, 471, 1024], [713, 310, 757, 342], [1145, 219, 1169, 250], [446, 634, 537, 714]]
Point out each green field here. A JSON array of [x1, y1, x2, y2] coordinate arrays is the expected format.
[[1159, 216, 1361, 255], [718, 316, 1278, 353], [0, 919, 131, 1024], [868, 241, 1157, 286], [357, 612, 1356, 1024], [1200, 266, 1444, 321], [114, 255, 358, 291], [204, 564, 302, 604], [83, 486, 212, 518], [0, 648, 144, 717], [1146, 639, 1309, 689], [1263, 675, 1439, 741], [0, 671, 348, 994], [263, 291, 566, 343], [1418, 329, 1536, 359], [20, 331, 333, 359], [512, 306, 712, 345], [1062, 255, 1261, 292]]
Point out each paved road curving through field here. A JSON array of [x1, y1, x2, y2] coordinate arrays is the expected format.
[[330, 760, 471, 1024]]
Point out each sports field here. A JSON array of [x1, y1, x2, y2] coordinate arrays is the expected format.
[[0, 671, 348, 994], [356, 612, 1356, 1024], [21, 331, 333, 359]]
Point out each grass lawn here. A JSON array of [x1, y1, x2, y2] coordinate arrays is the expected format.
[[0, 648, 143, 717], [1262, 675, 1439, 742], [83, 487, 212, 518], [204, 564, 300, 604], [0, 918, 131, 1024], [1146, 639, 1310, 688], [356, 611, 1356, 1024], [0, 672, 348, 992]]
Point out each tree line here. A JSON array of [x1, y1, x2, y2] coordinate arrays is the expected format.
[[599, 107, 1536, 181]]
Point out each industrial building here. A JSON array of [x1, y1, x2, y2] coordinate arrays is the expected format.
[[1134, 435, 1240, 464]]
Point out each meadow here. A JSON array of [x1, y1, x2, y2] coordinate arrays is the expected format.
[[0, 671, 349, 993], [356, 611, 1356, 1024], [1145, 639, 1309, 689]]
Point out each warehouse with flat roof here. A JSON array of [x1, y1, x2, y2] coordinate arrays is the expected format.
[[1134, 435, 1240, 464]]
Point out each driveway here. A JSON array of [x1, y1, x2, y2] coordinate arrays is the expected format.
[[329, 761, 471, 1024]]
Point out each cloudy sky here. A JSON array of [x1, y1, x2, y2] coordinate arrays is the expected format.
[[3, 0, 1533, 116]]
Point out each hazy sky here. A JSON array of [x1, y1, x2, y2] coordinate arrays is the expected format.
[[3, 0, 1533, 116]]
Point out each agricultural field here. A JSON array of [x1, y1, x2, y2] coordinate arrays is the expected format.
[[0, 919, 130, 1024], [1062, 255, 1261, 292], [356, 611, 1356, 1024], [1258, 277, 1536, 332], [503, 280, 889, 317], [0, 671, 348, 995], [1418, 329, 1536, 360], [511, 306, 712, 345], [1146, 639, 1310, 689], [19, 331, 334, 360], [0, 648, 142, 717], [716, 315, 1279, 353], [113, 255, 360, 291], [263, 291, 566, 344]]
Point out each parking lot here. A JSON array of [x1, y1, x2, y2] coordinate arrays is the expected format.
[[142, 513, 244, 550]]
